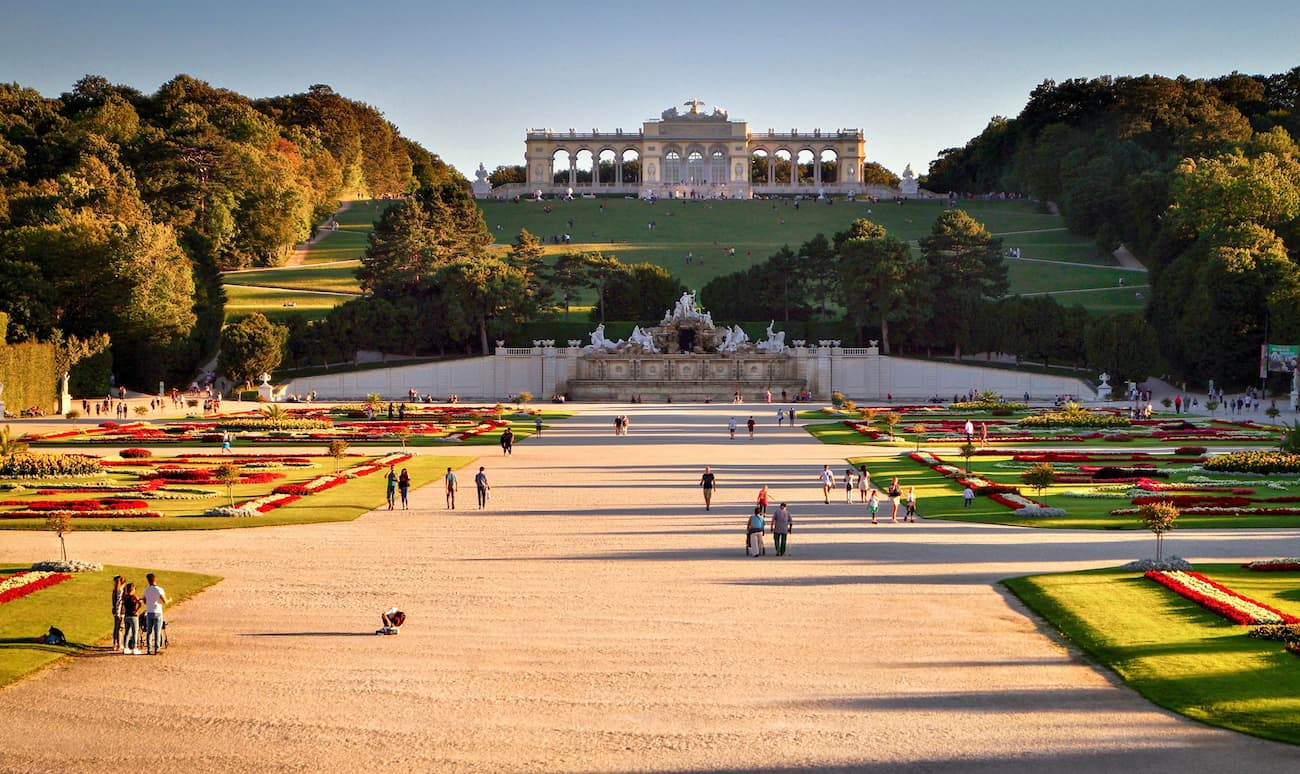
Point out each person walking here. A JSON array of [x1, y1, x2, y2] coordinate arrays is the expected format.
[[142, 573, 168, 656], [444, 466, 458, 509], [220, 430, 232, 454], [385, 467, 398, 510], [474, 466, 490, 509], [771, 503, 792, 556], [776, 409, 785, 427], [747, 416, 756, 439], [905, 486, 918, 522], [728, 417, 737, 439], [844, 468, 856, 503], [962, 485, 974, 507], [887, 476, 903, 522], [819, 465, 834, 504], [868, 489, 880, 524], [746, 508, 766, 556], [121, 582, 142, 655], [111, 575, 125, 653], [857, 465, 871, 503], [534, 416, 543, 437], [756, 484, 770, 516], [398, 468, 411, 509], [788, 408, 796, 426], [700, 466, 717, 510], [500, 427, 514, 455]]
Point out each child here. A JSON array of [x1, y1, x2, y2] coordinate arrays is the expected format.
[[962, 485, 975, 508], [905, 486, 918, 522], [868, 489, 880, 524]]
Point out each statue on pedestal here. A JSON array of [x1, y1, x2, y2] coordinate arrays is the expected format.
[[471, 162, 492, 197], [755, 321, 786, 353], [587, 324, 622, 352], [628, 325, 658, 353], [899, 163, 919, 197]]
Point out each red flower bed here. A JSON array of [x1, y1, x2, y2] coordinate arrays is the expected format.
[[237, 471, 285, 484], [1131, 495, 1252, 508], [140, 468, 214, 482], [1145, 570, 1300, 625], [0, 571, 72, 604], [1243, 562, 1300, 572], [15, 498, 151, 511]]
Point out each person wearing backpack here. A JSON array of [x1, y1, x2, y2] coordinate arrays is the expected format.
[[746, 508, 766, 556]]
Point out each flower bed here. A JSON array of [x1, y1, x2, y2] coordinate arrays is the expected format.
[[0, 453, 103, 478], [1242, 559, 1300, 572], [1145, 570, 1300, 625], [1204, 451, 1300, 475], [0, 570, 72, 604]]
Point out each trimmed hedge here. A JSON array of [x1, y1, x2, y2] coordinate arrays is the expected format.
[[1019, 408, 1130, 429], [215, 417, 333, 431], [0, 341, 58, 415]]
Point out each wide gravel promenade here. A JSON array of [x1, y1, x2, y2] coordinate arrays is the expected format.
[[1, 403, 1298, 772]]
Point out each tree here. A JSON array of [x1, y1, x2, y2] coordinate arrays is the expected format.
[[507, 228, 551, 311], [1083, 313, 1161, 385], [488, 165, 526, 187], [908, 424, 926, 452], [327, 439, 349, 473], [1020, 463, 1056, 496], [1138, 501, 1179, 562], [45, 512, 72, 563], [880, 411, 902, 439], [433, 258, 531, 354], [553, 252, 625, 323], [602, 262, 686, 321], [357, 182, 492, 298], [218, 313, 288, 388], [918, 210, 1008, 358], [214, 461, 241, 507], [960, 442, 977, 474], [838, 232, 927, 354]]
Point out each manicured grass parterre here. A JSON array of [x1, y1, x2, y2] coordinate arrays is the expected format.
[[0, 453, 474, 531], [849, 447, 1300, 530], [1005, 565, 1300, 745], [0, 564, 221, 687]]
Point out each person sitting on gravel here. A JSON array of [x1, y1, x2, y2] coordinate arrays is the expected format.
[[377, 607, 406, 635]]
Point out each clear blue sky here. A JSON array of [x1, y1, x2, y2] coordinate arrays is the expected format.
[[4, 0, 1298, 180]]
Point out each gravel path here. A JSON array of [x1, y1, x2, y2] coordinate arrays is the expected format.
[[1, 403, 1298, 772]]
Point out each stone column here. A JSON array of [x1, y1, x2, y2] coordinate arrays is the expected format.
[[813, 154, 822, 187], [767, 156, 775, 188], [569, 157, 577, 188]]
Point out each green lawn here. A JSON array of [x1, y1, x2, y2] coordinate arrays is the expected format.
[[222, 197, 1145, 326], [1005, 566, 1300, 745], [0, 564, 222, 687], [0, 454, 475, 531], [223, 262, 363, 294]]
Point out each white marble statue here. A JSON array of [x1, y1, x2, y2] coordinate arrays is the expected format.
[[756, 320, 786, 353], [899, 163, 919, 197], [719, 324, 751, 353], [673, 291, 700, 320], [628, 325, 658, 353], [587, 324, 621, 352]]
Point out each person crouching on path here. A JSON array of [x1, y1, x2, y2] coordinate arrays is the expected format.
[[700, 466, 717, 510], [771, 503, 792, 556], [475, 466, 490, 509]]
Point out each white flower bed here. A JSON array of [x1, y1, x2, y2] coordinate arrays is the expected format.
[[1152, 570, 1296, 625], [1062, 490, 1130, 499], [1013, 506, 1068, 517], [31, 559, 102, 573], [202, 505, 261, 517]]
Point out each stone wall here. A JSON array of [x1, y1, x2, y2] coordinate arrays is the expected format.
[[281, 345, 1095, 403]]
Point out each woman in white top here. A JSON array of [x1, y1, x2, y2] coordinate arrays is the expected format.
[[857, 465, 871, 503]]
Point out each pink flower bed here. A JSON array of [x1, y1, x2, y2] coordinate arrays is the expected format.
[[1243, 560, 1300, 572], [1145, 570, 1300, 625], [0, 571, 72, 604]]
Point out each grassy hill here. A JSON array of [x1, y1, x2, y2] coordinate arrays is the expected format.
[[221, 197, 1147, 325]]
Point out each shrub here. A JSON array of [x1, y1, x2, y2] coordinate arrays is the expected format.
[[831, 392, 845, 408], [1020, 463, 1055, 496], [65, 409, 82, 420], [120, 448, 153, 459], [950, 400, 1027, 412], [1174, 446, 1207, 457], [1203, 450, 1300, 475], [0, 453, 103, 478]]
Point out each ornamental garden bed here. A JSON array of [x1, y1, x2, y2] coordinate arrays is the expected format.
[[848, 449, 1300, 529], [1005, 565, 1300, 745], [0, 451, 473, 530], [800, 406, 1280, 446], [22, 406, 571, 449], [0, 563, 221, 687]]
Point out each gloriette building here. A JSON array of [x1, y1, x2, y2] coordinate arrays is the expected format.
[[523, 99, 868, 199]]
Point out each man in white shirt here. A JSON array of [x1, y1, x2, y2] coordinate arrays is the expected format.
[[142, 573, 169, 655]]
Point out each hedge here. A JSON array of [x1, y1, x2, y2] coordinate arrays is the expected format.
[[0, 341, 58, 416]]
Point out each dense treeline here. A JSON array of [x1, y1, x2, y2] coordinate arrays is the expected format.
[[923, 69, 1300, 387], [701, 213, 1161, 385], [285, 184, 688, 364], [0, 75, 455, 389]]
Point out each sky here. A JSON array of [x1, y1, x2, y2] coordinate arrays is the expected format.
[[4, 0, 1299, 180]]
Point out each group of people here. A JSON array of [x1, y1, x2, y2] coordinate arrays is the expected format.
[[385, 466, 412, 509], [818, 465, 917, 523], [612, 415, 631, 435], [111, 573, 168, 655]]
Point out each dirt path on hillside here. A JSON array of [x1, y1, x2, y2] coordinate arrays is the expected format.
[[1, 404, 1298, 772], [284, 200, 355, 267]]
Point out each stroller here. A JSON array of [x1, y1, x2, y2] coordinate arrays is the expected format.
[[376, 607, 406, 635], [137, 612, 169, 650]]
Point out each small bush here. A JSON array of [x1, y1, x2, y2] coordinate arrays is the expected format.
[[1203, 450, 1300, 475], [1174, 446, 1207, 457], [120, 448, 153, 459], [65, 409, 82, 420]]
